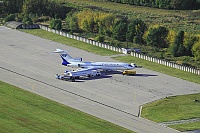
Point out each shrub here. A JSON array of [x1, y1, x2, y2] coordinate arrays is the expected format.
[[4, 14, 15, 22], [50, 18, 62, 30], [95, 35, 105, 43]]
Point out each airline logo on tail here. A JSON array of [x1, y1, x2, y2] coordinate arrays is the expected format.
[[60, 54, 71, 66], [54, 49, 82, 66]]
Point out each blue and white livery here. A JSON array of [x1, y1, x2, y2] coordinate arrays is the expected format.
[[54, 49, 137, 72]]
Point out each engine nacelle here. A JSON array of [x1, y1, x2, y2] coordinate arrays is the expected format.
[[67, 64, 74, 67], [69, 58, 82, 62], [67, 64, 82, 67]]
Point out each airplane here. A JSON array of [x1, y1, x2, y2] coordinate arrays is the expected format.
[[54, 49, 137, 72]]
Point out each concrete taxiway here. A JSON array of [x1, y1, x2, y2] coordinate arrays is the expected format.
[[0, 26, 199, 133]]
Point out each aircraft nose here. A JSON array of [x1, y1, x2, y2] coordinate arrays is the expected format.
[[130, 63, 137, 68]]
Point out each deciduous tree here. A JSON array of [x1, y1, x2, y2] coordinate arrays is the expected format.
[[192, 39, 200, 61], [171, 30, 184, 57], [50, 18, 62, 30], [1, 0, 23, 14], [146, 26, 168, 48], [184, 34, 198, 56], [112, 18, 128, 42]]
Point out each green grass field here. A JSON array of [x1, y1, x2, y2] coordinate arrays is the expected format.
[[20, 29, 119, 56], [0, 81, 134, 133], [169, 121, 200, 132], [142, 93, 200, 122], [141, 93, 200, 131]]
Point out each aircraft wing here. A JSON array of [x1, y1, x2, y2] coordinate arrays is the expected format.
[[77, 66, 102, 71], [65, 67, 102, 78]]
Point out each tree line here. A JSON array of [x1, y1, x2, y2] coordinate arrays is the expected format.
[[0, 0, 73, 19], [107, 0, 200, 10]]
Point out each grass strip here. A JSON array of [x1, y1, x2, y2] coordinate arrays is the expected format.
[[141, 93, 200, 122], [0, 81, 134, 133], [141, 93, 200, 131], [169, 121, 200, 132], [20, 29, 119, 56]]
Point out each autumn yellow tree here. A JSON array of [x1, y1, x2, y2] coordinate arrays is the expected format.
[[192, 38, 200, 61], [76, 9, 117, 35]]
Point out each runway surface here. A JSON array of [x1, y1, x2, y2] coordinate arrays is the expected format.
[[1, 26, 199, 133]]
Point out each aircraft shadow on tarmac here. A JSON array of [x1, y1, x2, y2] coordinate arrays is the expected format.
[[104, 71, 122, 74], [104, 71, 158, 77], [76, 75, 113, 82], [72, 72, 157, 82], [132, 73, 158, 77]]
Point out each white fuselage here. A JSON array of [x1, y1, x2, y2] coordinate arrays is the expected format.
[[67, 62, 135, 71], [54, 49, 136, 72]]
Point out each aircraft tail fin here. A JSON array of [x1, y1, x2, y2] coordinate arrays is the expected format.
[[54, 49, 82, 66]]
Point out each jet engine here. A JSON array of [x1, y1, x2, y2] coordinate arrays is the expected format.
[[70, 58, 82, 62], [67, 63, 83, 67]]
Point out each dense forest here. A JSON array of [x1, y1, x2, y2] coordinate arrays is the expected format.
[[0, 0, 73, 19], [0, 0, 200, 67]]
